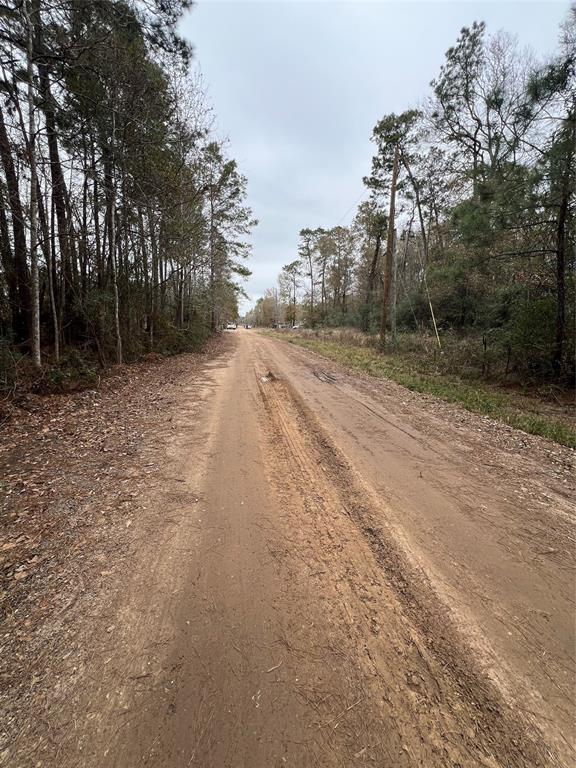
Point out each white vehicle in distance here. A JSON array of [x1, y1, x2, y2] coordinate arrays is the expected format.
[[226, 322, 237, 330]]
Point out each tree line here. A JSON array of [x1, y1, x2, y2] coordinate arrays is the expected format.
[[0, 0, 255, 389], [251, 14, 575, 384]]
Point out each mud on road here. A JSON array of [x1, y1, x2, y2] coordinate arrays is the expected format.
[[1, 329, 574, 767]]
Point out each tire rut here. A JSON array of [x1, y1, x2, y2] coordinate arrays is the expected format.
[[256, 363, 553, 768]]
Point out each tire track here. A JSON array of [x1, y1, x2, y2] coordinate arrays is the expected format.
[[256, 362, 552, 768]]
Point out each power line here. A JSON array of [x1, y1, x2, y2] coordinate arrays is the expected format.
[[334, 188, 368, 227]]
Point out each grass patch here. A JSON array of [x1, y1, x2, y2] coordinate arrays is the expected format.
[[268, 333, 576, 449]]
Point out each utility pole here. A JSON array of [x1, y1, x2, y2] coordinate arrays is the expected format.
[[379, 144, 399, 349]]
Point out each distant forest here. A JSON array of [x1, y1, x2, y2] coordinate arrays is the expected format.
[[250, 13, 575, 385], [0, 0, 255, 391]]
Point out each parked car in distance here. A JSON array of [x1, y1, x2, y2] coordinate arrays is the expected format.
[[226, 322, 237, 330]]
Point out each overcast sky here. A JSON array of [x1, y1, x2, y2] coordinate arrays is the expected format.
[[179, 1, 570, 313]]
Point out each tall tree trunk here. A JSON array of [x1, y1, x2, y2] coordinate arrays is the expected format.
[[110, 190, 122, 364], [0, 106, 30, 342], [552, 113, 574, 377], [307, 250, 314, 327], [26, 0, 40, 367], [362, 230, 382, 332], [37, 183, 59, 360], [50, 193, 65, 345], [92, 137, 104, 289], [390, 228, 398, 342], [320, 261, 326, 322], [432, 199, 444, 256], [209, 194, 216, 331], [148, 206, 158, 349], [0, 184, 19, 334], [80, 132, 88, 298], [402, 155, 428, 265], [553, 188, 568, 376], [138, 207, 151, 336], [379, 145, 399, 349], [34, 7, 76, 329], [109, 114, 122, 365]]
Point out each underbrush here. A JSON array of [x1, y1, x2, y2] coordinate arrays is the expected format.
[[286, 327, 574, 389], [39, 350, 100, 394], [269, 330, 576, 449], [0, 322, 213, 400]]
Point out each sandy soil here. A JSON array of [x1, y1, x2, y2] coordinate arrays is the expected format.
[[1, 329, 574, 767]]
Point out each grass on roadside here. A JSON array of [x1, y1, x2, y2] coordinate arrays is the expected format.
[[268, 333, 576, 449]]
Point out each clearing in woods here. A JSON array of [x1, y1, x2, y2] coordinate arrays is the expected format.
[[1, 329, 574, 767]]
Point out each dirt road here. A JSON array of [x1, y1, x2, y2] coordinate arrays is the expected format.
[[3, 329, 575, 767]]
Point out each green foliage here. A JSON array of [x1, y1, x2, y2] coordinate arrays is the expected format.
[[365, 109, 422, 194], [506, 297, 559, 380], [0, 0, 254, 391], [0, 337, 20, 392], [450, 199, 492, 247], [152, 313, 210, 356], [42, 350, 99, 394], [274, 10, 575, 389]]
